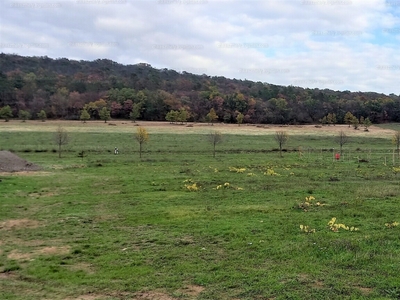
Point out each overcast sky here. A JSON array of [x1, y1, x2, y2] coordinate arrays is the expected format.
[[1, 0, 399, 94]]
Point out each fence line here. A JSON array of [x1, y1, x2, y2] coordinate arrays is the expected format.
[[299, 147, 400, 166]]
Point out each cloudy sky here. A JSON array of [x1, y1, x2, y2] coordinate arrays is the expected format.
[[1, 0, 400, 94]]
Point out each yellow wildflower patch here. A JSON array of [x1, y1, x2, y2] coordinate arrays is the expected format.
[[385, 221, 399, 229], [328, 217, 358, 232], [298, 195, 325, 211], [392, 167, 400, 175], [299, 225, 316, 233], [185, 183, 199, 191], [229, 167, 246, 173], [264, 168, 279, 176]]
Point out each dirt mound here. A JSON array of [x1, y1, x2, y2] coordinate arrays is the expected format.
[[0, 151, 41, 172]]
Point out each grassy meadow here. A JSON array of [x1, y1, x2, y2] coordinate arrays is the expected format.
[[0, 121, 400, 300]]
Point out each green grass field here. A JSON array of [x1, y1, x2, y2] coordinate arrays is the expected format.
[[1, 121, 400, 300]]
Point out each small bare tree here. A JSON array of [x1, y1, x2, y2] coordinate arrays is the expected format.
[[336, 130, 349, 155], [134, 126, 149, 158], [54, 126, 69, 158], [275, 131, 288, 157], [208, 131, 223, 158]]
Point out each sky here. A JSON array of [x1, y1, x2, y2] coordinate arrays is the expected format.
[[1, 0, 400, 95]]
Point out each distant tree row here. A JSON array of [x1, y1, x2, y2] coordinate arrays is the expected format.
[[1, 53, 400, 124], [0, 105, 47, 122], [319, 112, 372, 131]]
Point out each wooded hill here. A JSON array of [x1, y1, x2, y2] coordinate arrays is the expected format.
[[1, 53, 399, 124]]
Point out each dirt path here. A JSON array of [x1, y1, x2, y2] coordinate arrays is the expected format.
[[0, 120, 396, 138]]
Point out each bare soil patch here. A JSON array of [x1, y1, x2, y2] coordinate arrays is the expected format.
[[180, 285, 205, 297], [0, 271, 18, 279], [7, 249, 33, 261], [64, 295, 103, 300], [37, 246, 70, 255], [0, 171, 51, 176], [66, 262, 96, 274], [28, 191, 58, 198], [356, 286, 373, 295], [7, 246, 70, 261], [3, 238, 62, 247], [133, 292, 177, 300], [0, 150, 41, 172], [0, 219, 40, 230], [64, 292, 135, 300]]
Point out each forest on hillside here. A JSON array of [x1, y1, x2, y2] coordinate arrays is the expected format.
[[1, 53, 399, 125]]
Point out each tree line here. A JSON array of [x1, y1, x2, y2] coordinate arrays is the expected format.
[[1, 53, 400, 124]]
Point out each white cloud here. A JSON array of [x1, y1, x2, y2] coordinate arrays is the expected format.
[[0, 0, 399, 94]]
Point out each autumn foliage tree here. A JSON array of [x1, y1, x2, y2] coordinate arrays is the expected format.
[[99, 107, 111, 123], [18, 110, 31, 122], [0, 105, 13, 122], [80, 109, 90, 123], [165, 110, 179, 124], [352, 116, 360, 129], [206, 108, 218, 125], [166, 108, 190, 124], [177, 107, 190, 124], [236, 112, 244, 126], [134, 127, 149, 158], [129, 103, 141, 123], [344, 112, 354, 127], [37, 110, 47, 122], [327, 113, 337, 125], [84, 99, 107, 119], [363, 117, 372, 131]]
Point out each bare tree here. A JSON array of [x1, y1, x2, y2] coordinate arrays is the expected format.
[[335, 130, 349, 155], [208, 131, 223, 158], [54, 126, 69, 158], [275, 131, 288, 157]]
